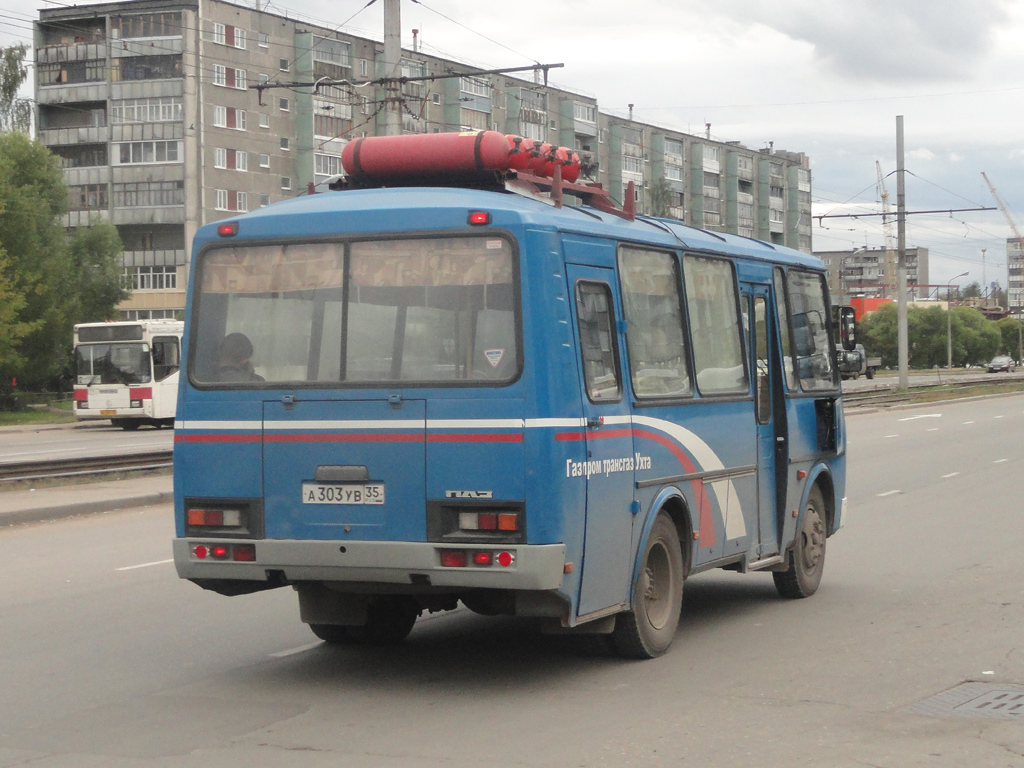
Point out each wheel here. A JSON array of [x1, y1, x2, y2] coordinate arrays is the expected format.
[[610, 512, 683, 659], [774, 486, 827, 599], [865, 368, 875, 380], [346, 597, 420, 645], [309, 623, 353, 644]]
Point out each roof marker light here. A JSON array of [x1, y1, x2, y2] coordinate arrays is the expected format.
[[468, 211, 490, 226], [217, 222, 239, 237]]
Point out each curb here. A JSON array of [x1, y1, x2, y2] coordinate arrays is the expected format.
[[1, 490, 174, 527]]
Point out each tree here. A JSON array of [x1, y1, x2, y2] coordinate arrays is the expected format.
[[649, 177, 674, 219], [69, 219, 129, 323], [995, 316, 1024, 361], [858, 303, 1000, 369], [0, 44, 31, 133], [0, 131, 74, 393]]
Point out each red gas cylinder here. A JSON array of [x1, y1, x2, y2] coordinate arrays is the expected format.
[[342, 130, 511, 179], [506, 135, 537, 171], [527, 143, 554, 175], [562, 150, 582, 183]]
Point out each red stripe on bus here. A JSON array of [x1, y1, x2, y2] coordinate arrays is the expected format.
[[129, 387, 153, 400], [427, 433, 523, 443], [263, 433, 425, 443], [175, 434, 262, 443]]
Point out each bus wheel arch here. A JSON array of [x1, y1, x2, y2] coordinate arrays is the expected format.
[[610, 496, 689, 659], [774, 481, 828, 599]]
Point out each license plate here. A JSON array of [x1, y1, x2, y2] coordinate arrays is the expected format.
[[100, 409, 116, 415], [302, 483, 385, 505]]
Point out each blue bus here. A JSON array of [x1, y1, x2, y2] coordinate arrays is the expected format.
[[173, 132, 850, 658]]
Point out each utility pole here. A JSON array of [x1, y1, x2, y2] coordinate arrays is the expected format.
[[383, 0, 402, 136], [896, 116, 908, 389]]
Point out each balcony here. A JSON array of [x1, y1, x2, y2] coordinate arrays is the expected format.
[[37, 42, 105, 64], [122, 248, 186, 267], [39, 125, 109, 146]]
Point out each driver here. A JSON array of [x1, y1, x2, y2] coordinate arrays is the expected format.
[[217, 332, 264, 382]]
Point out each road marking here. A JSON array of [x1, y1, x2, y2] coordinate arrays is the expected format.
[[994, 415, 1005, 419], [942, 472, 960, 479], [270, 642, 322, 658], [877, 490, 901, 497], [885, 434, 899, 439], [927, 428, 939, 432], [899, 414, 942, 421], [116, 558, 173, 571], [963, 421, 975, 425], [994, 458, 1008, 464]]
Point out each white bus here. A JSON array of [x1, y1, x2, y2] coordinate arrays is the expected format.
[[73, 319, 183, 430]]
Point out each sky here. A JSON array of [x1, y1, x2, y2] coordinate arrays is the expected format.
[[2, 0, 1023, 291]]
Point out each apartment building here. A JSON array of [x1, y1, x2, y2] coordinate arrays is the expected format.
[[35, 0, 814, 319], [817, 246, 930, 303]]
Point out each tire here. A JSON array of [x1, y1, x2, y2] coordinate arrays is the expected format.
[[346, 597, 420, 645], [309, 623, 353, 644], [774, 486, 827, 599], [610, 512, 684, 659], [865, 368, 875, 380]]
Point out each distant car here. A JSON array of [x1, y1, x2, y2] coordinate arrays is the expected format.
[[987, 355, 1016, 373]]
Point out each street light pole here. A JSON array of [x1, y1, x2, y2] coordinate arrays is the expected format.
[[947, 271, 969, 370]]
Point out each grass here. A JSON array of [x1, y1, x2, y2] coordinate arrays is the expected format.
[[0, 401, 78, 427], [900, 380, 1024, 404]]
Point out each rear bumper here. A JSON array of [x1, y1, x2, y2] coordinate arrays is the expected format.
[[172, 538, 567, 591]]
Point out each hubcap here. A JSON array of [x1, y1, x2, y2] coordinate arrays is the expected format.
[[642, 540, 673, 630], [799, 506, 824, 571]]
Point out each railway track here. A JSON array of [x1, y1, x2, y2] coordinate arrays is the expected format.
[[0, 451, 174, 484], [842, 378, 1024, 408]]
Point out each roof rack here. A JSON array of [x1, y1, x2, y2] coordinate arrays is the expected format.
[[324, 131, 635, 222]]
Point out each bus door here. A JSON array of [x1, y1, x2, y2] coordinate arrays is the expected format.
[[567, 266, 636, 616], [748, 285, 788, 556]]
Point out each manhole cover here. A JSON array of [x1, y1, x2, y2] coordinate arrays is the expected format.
[[912, 682, 1024, 721]]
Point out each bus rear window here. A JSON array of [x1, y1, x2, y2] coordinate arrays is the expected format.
[[191, 236, 518, 386]]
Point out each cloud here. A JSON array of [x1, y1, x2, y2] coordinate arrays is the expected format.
[[714, 0, 1010, 83], [908, 148, 936, 161]]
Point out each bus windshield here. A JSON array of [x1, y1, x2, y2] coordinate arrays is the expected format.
[[191, 235, 519, 386], [75, 343, 152, 385]]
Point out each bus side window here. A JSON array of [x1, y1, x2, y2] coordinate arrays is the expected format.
[[575, 281, 622, 402], [153, 336, 180, 381], [618, 246, 691, 399], [753, 296, 770, 424], [682, 255, 747, 395]]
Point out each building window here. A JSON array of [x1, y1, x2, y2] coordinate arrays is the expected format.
[[38, 60, 107, 85], [111, 97, 182, 123], [574, 102, 596, 123], [235, 151, 247, 171], [212, 22, 225, 45], [54, 144, 107, 168], [236, 191, 247, 211], [279, 58, 290, 72], [432, 93, 441, 105], [233, 28, 246, 49], [214, 107, 246, 130], [703, 145, 720, 163], [113, 180, 185, 207], [215, 189, 228, 210], [315, 153, 342, 176], [259, 193, 270, 207], [115, 140, 181, 165], [111, 12, 182, 39], [623, 156, 643, 174], [281, 176, 291, 190], [259, 153, 270, 168], [257, 73, 269, 85], [280, 137, 289, 151], [212, 64, 226, 86], [214, 147, 227, 168], [664, 138, 683, 159], [122, 266, 178, 291], [279, 97, 289, 112], [257, 32, 269, 48], [68, 183, 108, 211], [259, 112, 270, 128]]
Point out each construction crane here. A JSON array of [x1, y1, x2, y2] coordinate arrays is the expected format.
[[981, 172, 1024, 310]]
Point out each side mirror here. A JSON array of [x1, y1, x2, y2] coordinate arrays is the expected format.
[[837, 306, 856, 351]]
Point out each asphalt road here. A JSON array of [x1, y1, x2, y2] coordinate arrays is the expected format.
[[1, 395, 1023, 766], [0, 420, 173, 465]]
